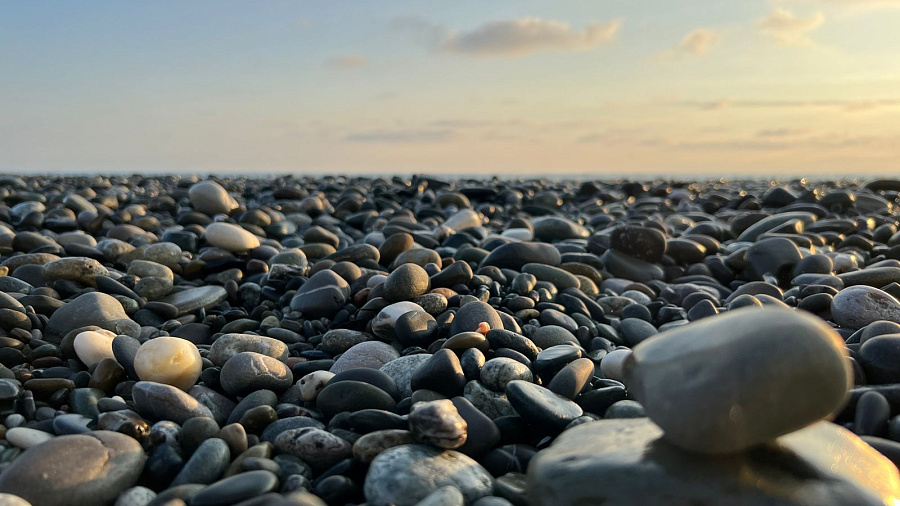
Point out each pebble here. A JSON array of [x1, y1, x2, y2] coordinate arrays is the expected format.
[[134, 337, 202, 390], [408, 399, 468, 449], [625, 306, 851, 453], [274, 427, 352, 472], [132, 381, 214, 424], [203, 222, 261, 252], [73, 329, 118, 367], [364, 444, 494, 506], [219, 352, 293, 397], [0, 431, 145, 506]]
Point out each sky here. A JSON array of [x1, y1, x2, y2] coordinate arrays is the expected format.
[[2, 0, 900, 176]]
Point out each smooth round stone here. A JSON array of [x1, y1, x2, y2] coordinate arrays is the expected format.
[[45, 292, 140, 342], [134, 337, 202, 391], [395, 311, 437, 348], [160, 286, 228, 316], [298, 370, 334, 402], [856, 391, 890, 437], [171, 437, 231, 486], [408, 399, 468, 449], [858, 335, 900, 384], [209, 333, 288, 367], [486, 329, 540, 362], [416, 486, 464, 506], [5, 427, 54, 449], [371, 301, 426, 340], [113, 486, 156, 506], [505, 380, 583, 433], [522, 264, 580, 290], [274, 427, 352, 472], [450, 396, 500, 458], [259, 416, 324, 444], [411, 349, 466, 397], [220, 352, 293, 397], [132, 381, 214, 424], [625, 306, 852, 454], [0, 431, 145, 506], [531, 326, 578, 349], [444, 209, 482, 232], [289, 270, 350, 318], [190, 470, 279, 506], [549, 358, 595, 400], [532, 216, 588, 242], [832, 286, 900, 329], [0, 494, 33, 506], [610, 226, 667, 262], [318, 329, 372, 355], [364, 444, 494, 506], [73, 329, 117, 367], [618, 318, 659, 347], [112, 334, 142, 380], [353, 429, 417, 463], [450, 301, 503, 335], [203, 222, 260, 252], [332, 368, 401, 401], [381, 354, 433, 398], [385, 263, 430, 303], [481, 242, 561, 271], [330, 341, 400, 375], [464, 381, 516, 419], [534, 345, 582, 377], [189, 181, 238, 216], [316, 380, 396, 418], [41, 257, 108, 286], [480, 358, 533, 392]]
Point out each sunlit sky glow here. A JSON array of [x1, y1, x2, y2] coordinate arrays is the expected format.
[[2, 0, 900, 176]]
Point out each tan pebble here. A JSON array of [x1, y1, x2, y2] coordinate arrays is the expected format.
[[134, 337, 202, 391]]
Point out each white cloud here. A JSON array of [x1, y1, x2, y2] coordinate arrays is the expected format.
[[758, 8, 825, 45], [658, 28, 718, 58], [325, 54, 367, 68], [396, 16, 621, 58]]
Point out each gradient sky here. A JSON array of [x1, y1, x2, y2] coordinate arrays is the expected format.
[[2, 0, 900, 176]]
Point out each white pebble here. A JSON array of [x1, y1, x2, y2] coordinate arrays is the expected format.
[[298, 370, 334, 402], [73, 329, 118, 367], [134, 337, 202, 391], [5, 427, 54, 449], [600, 349, 633, 383]]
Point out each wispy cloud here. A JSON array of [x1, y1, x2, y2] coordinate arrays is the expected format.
[[756, 128, 810, 137], [344, 129, 454, 143], [325, 54, 368, 68], [395, 16, 621, 58], [670, 97, 900, 112], [658, 28, 719, 58], [758, 8, 825, 45]]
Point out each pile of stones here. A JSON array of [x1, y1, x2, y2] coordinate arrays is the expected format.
[[0, 175, 896, 505]]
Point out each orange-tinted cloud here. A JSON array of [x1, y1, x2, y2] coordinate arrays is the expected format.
[[758, 8, 825, 45]]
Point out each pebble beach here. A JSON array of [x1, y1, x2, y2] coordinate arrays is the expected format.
[[0, 174, 897, 505]]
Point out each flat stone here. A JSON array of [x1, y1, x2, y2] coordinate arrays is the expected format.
[[0, 431, 146, 506], [219, 352, 293, 397], [209, 333, 288, 367], [132, 381, 214, 424], [330, 341, 400, 375], [527, 419, 900, 506], [203, 222, 260, 252], [160, 286, 228, 316], [45, 292, 140, 342]]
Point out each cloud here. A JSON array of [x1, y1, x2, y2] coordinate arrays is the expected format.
[[659, 29, 719, 58], [395, 16, 621, 58], [344, 129, 454, 143], [758, 8, 825, 45], [671, 97, 900, 112], [325, 54, 367, 68], [756, 128, 810, 137]]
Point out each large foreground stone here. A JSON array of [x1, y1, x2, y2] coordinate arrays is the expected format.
[[624, 306, 851, 453], [0, 431, 146, 506], [527, 419, 900, 506], [364, 444, 493, 506]]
